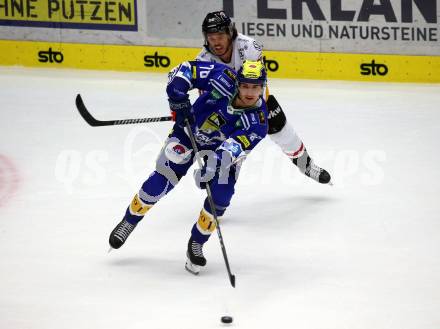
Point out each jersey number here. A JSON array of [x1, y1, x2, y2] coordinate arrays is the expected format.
[[199, 65, 214, 79]]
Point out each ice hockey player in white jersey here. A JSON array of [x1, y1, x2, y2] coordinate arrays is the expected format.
[[197, 11, 331, 184]]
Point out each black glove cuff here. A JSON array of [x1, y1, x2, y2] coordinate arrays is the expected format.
[[168, 98, 191, 111]]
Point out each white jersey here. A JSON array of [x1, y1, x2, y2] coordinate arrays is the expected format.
[[196, 33, 263, 71]]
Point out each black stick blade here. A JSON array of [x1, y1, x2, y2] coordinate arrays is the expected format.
[[75, 94, 112, 127]]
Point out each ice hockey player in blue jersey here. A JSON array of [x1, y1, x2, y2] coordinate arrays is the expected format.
[[109, 60, 268, 275]]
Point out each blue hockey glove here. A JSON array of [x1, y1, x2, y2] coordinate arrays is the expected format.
[[168, 98, 195, 128]]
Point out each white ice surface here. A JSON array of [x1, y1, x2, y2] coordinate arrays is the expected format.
[[1, 67, 440, 329]]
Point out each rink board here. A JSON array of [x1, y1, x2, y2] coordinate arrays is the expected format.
[[0, 39, 439, 83]]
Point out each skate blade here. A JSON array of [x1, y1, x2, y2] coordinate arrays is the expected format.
[[108, 247, 114, 253], [185, 259, 200, 275]]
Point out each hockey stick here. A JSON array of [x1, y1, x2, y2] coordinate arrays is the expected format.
[[75, 94, 172, 127], [184, 119, 236, 288]]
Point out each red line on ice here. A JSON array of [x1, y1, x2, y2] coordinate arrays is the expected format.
[[0, 155, 20, 208]]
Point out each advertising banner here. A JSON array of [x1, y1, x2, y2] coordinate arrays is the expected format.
[[0, 0, 137, 30], [226, 0, 439, 55], [1, 39, 439, 83], [0, 1, 439, 82], [0, 1, 439, 55]]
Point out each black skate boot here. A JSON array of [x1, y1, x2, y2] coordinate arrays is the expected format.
[[109, 218, 137, 249], [185, 238, 206, 275], [293, 149, 331, 184], [305, 160, 331, 184]]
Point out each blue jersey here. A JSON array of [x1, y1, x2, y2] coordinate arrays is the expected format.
[[166, 61, 268, 162]]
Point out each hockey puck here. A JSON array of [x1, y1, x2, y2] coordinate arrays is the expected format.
[[221, 316, 233, 324]]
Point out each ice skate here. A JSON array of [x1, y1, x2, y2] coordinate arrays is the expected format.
[[109, 218, 137, 249], [305, 160, 331, 184], [292, 149, 332, 184], [185, 238, 206, 275]]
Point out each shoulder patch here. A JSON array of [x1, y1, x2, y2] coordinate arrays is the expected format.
[[223, 68, 237, 81], [236, 135, 251, 149]]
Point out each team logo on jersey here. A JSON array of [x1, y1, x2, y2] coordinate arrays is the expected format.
[[200, 113, 227, 134]]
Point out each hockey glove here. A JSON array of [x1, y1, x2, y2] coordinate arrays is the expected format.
[[169, 98, 195, 129]]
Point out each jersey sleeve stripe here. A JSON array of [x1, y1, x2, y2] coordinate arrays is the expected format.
[[240, 114, 251, 130], [209, 79, 234, 98]]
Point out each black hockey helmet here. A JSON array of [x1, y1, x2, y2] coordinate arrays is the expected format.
[[202, 11, 237, 41]]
